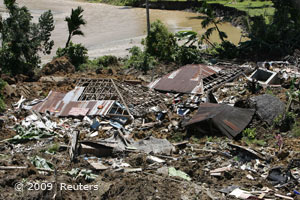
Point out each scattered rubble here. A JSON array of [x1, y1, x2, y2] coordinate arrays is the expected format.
[[0, 61, 299, 199]]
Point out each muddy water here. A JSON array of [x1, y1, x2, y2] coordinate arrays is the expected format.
[[0, 0, 243, 62]]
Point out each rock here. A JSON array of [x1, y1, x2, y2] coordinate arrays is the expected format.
[[249, 94, 285, 125], [39, 76, 68, 83], [40, 56, 75, 75]]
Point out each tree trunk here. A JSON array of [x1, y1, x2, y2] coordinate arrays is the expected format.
[[65, 33, 72, 48], [213, 21, 225, 42]]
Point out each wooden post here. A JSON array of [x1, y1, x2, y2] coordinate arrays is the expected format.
[[146, 0, 150, 36]]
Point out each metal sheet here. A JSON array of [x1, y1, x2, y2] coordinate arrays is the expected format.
[[148, 64, 222, 94], [58, 100, 115, 117], [32, 89, 116, 117], [184, 103, 255, 138], [62, 87, 85, 103], [32, 91, 65, 113], [68, 107, 90, 116]]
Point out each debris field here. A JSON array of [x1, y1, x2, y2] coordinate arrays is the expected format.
[[0, 60, 300, 200]]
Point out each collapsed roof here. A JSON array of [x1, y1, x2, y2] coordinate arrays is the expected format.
[[184, 103, 255, 138], [148, 64, 245, 94], [32, 78, 166, 118]]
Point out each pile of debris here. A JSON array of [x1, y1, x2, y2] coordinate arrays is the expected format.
[[0, 62, 299, 199]]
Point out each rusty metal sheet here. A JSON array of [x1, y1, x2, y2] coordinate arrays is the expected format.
[[148, 64, 222, 94], [184, 103, 255, 138], [58, 100, 115, 117], [32, 91, 65, 113], [68, 107, 90, 116], [32, 89, 116, 117]]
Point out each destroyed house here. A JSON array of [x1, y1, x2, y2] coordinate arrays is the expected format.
[[32, 78, 166, 118], [148, 64, 245, 94]]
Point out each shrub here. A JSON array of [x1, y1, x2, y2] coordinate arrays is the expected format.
[[175, 46, 202, 65], [215, 41, 239, 59], [56, 42, 88, 70], [273, 112, 296, 131], [96, 55, 119, 68], [243, 128, 257, 140], [242, 127, 266, 146], [144, 20, 177, 63], [78, 60, 99, 72], [126, 46, 156, 74]]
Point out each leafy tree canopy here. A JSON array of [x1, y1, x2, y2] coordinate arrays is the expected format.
[[0, 0, 55, 75]]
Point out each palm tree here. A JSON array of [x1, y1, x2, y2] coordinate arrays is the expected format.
[[65, 6, 86, 48], [200, 3, 227, 46]]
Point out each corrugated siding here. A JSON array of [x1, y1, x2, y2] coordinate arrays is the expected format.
[[148, 64, 222, 94], [184, 103, 255, 138], [32, 89, 115, 117]]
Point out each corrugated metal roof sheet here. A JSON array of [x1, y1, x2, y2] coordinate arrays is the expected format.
[[59, 100, 115, 117], [148, 64, 222, 94], [32, 91, 65, 113], [32, 89, 116, 117], [184, 103, 255, 138]]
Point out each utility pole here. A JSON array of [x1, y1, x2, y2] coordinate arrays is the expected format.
[[146, 0, 150, 36]]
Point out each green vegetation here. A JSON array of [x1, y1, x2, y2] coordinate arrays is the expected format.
[[170, 132, 185, 142], [0, 79, 6, 112], [292, 121, 300, 137], [144, 20, 178, 63], [126, 21, 203, 73], [126, 46, 157, 73], [243, 128, 257, 140], [56, 6, 88, 70], [10, 125, 56, 144], [207, 0, 274, 18], [96, 55, 119, 68], [200, 2, 228, 43], [0, 0, 54, 75], [173, 31, 203, 64], [79, 55, 120, 71], [238, 0, 300, 60], [65, 6, 86, 48], [274, 112, 296, 131], [46, 143, 60, 154], [56, 42, 88, 70], [242, 128, 266, 146], [194, 0, 300, 60]]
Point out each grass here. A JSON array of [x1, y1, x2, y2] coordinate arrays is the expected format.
[[86, 0, 275, 18], [148, 0, 274, 18], [207, 0, 274, 17]]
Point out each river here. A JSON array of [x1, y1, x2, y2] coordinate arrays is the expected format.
[[0, 0, 244, 62]]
